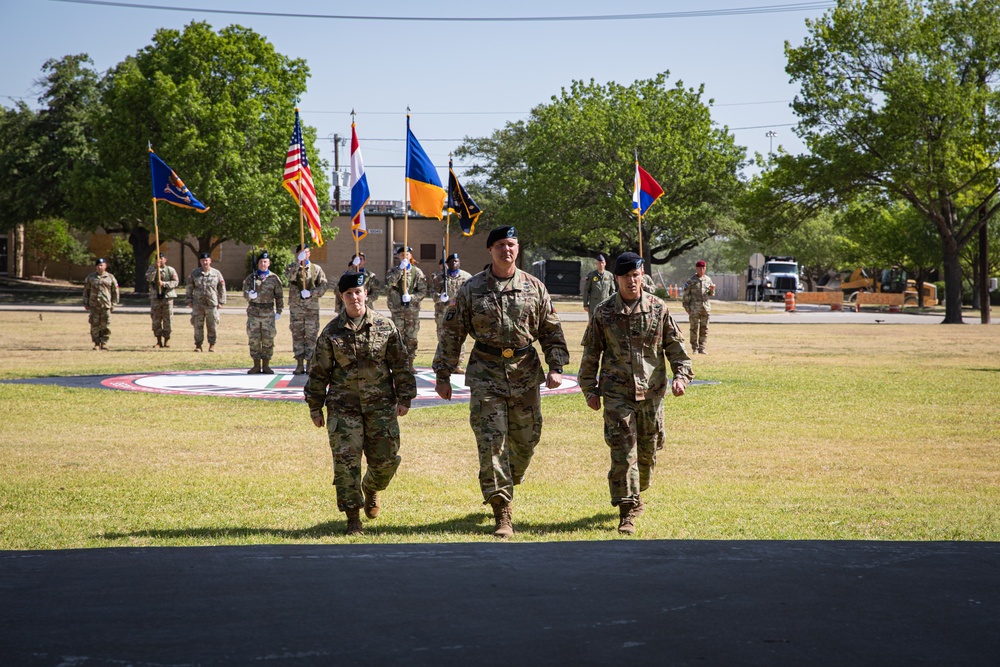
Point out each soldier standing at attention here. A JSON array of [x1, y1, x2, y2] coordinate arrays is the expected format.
[[83, 257, 119, 350], [433, 226, 569, 538], [682, 259, 715, 354], [145, 252, 179, 348], [384, 246, 426, 371], [579, 252, 693, 535], [243, 251, 283, 375], [428, 253, 473, 370], [285, 244, 328, 375], [305, 272, 416, 536], [582, 253, 616, 319], [185, 252, 226, 352]]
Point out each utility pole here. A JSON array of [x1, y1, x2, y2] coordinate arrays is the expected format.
[[765, 130, 777, 155], [333, 133, 341, 214]]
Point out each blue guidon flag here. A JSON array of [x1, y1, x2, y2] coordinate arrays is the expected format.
[[149, 149, 209, 212]]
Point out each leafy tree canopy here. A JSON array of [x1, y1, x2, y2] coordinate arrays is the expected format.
[[456, 72, 747, 265]]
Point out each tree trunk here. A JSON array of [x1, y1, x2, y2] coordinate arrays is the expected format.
[[14, 223, 25, 278], [129, 226, 155, 294], [941, 236, 964, 324], [980, 219, 991, 324]]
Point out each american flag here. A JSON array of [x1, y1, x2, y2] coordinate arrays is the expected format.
[[282, 110, 324, 246]]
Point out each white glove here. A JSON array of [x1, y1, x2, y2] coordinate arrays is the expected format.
[[352, 256, 361, 266], [248, 290, 258, 300], [275, 312, 282, 321], [297, 250, 308, 262], [399, 259, 410, 270], [439, 292, 449, 303], [401, 293, 412, 303], [300, 289, 311, 299]]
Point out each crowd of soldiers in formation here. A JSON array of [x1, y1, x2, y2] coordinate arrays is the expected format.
[[81, 231, 714, 538]]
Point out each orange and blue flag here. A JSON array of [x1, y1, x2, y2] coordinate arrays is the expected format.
[[149, 149, 209, 212], [350, 121, 370, 240], [406, 115, 445, 219], [632, 161, 664, 216]]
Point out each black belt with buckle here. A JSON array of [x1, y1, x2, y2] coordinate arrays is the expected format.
[[474, 341, 533, 359], [250, 302, 274, 308]]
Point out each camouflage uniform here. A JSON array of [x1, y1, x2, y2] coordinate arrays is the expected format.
[[582, 269, 617, 319], [83, 270, 119, 347], [304, 308, 416, 512], [185, 267, 227, 348], [642, 273, 657, 295], [285, 260, 328, 363], [384, 264, 426, 369], [682, 273, 715, 353], [242, 270, 284, 362], [432, 267, 569, 504], [428, 266, 473, 368], [145, 263, 179, 342], [334, 270, 380, 314], [579, 291, 693, 507]]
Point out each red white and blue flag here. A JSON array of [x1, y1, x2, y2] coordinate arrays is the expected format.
[[632, 161, 664, 217], [283, 109, 324, 246], [350, 121, 370, 240]]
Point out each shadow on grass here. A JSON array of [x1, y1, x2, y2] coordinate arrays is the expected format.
[[96, 511, 616, 542]]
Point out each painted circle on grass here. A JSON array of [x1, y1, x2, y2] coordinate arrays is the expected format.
[[99, 367, 581, 406]]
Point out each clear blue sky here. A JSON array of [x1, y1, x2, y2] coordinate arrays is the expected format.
[[1, 1, 832, 201]]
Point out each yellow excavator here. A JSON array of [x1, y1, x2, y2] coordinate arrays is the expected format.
[[837, 267, 937, 307]]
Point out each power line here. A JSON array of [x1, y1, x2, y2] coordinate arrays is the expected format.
[[53, 1, 836, 22]]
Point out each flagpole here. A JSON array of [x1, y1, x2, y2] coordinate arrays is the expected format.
[[149, 144, 163, 295], [402, 109, 411, 300], [635, 152, 644, 259]]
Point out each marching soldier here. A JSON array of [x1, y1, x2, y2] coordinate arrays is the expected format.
[[384, 246, 426, 371], [285, 244, 328, 374], [305, 272, 416, 536], [682, 259, 716, 354], [242, 251, 283, 374], [82, 257, 119, 350], [185, 252, 226, 352], [579, 252, 693, 535], [145, 253, 179, 348], [433, 226, 569, 538]]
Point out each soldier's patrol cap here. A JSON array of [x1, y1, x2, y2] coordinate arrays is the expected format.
[[95, 257, 106, 265], [338, 271, 365, 293], [447, 253, 460, 262], [198, 252, 211, 259], [596, 253, 607, 262], [696, 260, 706, 267], [487, 225, 517, 247], [614, 252, 644, 276], [258, 251, 270, 260], [395, 246, 413, 254]]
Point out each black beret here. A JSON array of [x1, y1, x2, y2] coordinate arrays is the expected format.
[[339, 271, 366, 293], [258, 251, 270, 260], [447, 253, 460, 262], [487, 225, 517, 247], [157, 252, 167, 259], [596, 253, 607, 262], [198, 252, 210, 259], [95, 257, 106, 265], [614, 252, 644, 276], [352, 252, 365, 259], [295, 243, 310, 253], [395, 246, 413, 254]]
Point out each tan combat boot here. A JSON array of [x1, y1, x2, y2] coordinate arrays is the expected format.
[[261, 359, 274, 374], [489, 496, 514, 538], [363, 485, 381, 519], [293, 358, 305, 375], [154, 336, 162, 348], [208, 343, 216, 352], [194, 344, 202, 352], [617, 495, 644, 535], [345, 508, 364, 536], [162, 336, 170, 348], [247, 359, 261, 374]]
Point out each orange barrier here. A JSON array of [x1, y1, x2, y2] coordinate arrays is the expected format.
[[784, 291, 796, 311], [795, 291, 845, 311], [854, 292, 904, 312]]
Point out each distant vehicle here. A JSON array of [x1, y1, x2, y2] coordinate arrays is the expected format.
[[746, 256, 802, 301], [833, 267, 937, 307]]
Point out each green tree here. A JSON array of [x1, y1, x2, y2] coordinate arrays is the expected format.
[[765, 0, 1000, 323], [70, 21, 332, 292], [23, 217, 90, 278], [456, 73, 747, 266]]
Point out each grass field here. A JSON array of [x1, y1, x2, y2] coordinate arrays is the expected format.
[[1, 305, 998, 549]]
